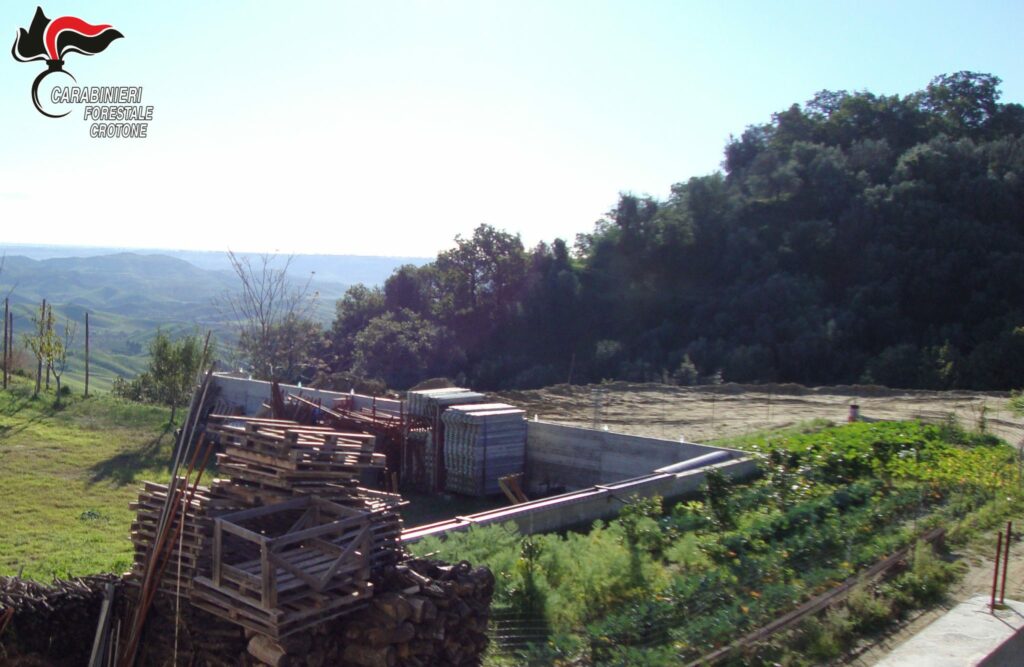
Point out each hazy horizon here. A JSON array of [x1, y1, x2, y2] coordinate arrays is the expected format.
[[0, 241, 432, 261]]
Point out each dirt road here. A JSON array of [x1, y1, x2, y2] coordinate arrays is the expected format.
[[495, 381, 1024, 445]]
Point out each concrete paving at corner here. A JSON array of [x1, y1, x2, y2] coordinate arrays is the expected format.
[[873, 596, 1024, 667]]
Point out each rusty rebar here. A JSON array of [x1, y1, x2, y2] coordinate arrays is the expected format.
[[1000, 521, 1012, 604], [992, 530, 1003, 612]]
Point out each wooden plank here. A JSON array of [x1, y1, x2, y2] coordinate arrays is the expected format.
[[321, 526, 369, 584], [219, 518, 270, 545], [213, 519, 223, 587]]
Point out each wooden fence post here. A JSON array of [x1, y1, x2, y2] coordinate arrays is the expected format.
[[2, 297, 8, 390], [6, 310, 13, 387], [85, 311, 90, 397]]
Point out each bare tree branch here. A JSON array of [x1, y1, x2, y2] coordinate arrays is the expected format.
[[219, 250, 319, 380], [51, 316, 77, 400]]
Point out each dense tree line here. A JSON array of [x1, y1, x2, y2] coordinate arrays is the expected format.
[[309, 72, 1024, 391]]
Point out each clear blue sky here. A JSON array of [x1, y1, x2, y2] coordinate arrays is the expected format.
[[1, 1, 1021, 257]]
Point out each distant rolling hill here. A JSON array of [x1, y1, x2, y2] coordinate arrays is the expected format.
[[1, 244, 430, 288], [0, 247, 426, 391]]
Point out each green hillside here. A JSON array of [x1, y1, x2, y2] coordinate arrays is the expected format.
[[0, 378, 174, 580], [0, 250, 364, 389]]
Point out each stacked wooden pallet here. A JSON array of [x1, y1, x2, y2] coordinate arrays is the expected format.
[[207, 416, 383, 495], [128, 418, 406, 606], [441, 403, 527, 496], [128, 479, 238, 597], [129, 483, 405, 602], [207, 416, 404, 570]]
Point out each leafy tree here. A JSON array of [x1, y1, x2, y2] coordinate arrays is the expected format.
[[435, 223, 527, 339], [322, 284, 386, 377], [114, 330, 211, 423], [922, 71, 1002, 135], [318, 72, 1024, 392], [50, 316, 77, 402], [384, 264, 434, 315], [23, 303, 58, 398], [351, 310, 447, 389]]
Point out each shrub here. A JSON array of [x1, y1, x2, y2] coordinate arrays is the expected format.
[[885, 543, 957, 610], [844, 585, 892, 634]]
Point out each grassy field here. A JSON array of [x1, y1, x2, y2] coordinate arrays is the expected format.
[[0, 378, 174, 580]]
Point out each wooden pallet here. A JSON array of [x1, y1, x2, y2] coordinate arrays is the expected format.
[[191, 576, 371, 639], [190, 496, 377, 637]]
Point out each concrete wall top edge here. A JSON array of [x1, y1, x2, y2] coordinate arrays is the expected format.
[[527, 419, 745, 456], [211, 374, 403, 414]]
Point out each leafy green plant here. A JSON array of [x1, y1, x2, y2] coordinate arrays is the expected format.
[[703, 469, 736, 529], [844, 585, 892, 634], [415, 420, 1020, 665], [884, 542, 958, 610]]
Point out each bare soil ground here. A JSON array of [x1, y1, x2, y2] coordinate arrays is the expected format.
[[492, 381, 1024, 664], [495, 381, 1024, 446]]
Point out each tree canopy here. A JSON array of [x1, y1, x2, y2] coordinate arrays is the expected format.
[[113, 330, 211, 422], [316, 72, 1024, 391]]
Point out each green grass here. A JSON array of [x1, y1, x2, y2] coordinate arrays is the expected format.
[[59, 348, 150, 393], [0, 378, 174, 580]]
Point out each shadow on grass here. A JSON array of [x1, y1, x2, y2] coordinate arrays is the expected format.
[[0, 390, 57, 439], [1, 387, 45, 416], [88, 428, 173, 486]]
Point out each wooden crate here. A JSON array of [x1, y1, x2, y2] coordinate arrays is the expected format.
[[191, 496, 374, 638]]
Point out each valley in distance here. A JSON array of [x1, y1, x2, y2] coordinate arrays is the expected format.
[[0, 243, 429, 391]]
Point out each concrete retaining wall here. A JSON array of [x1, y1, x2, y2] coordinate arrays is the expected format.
[[403, 456, 760, 541], [524, 420, 734, 493], [211, 374, 402, 416]]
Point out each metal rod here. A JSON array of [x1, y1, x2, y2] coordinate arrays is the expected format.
[[120, 369, 214, 666], [992, 531, 1003, 612], [88, 582, 115, 667], [1000, 521, 1012, 604]]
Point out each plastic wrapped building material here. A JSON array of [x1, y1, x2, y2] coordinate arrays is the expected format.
[[441, 403, 526, 496], [406, 388, 489, 491], [405, 388, 487, 417]]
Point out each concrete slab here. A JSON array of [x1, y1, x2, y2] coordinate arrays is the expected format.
[[873, 596, 1024, 667]]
